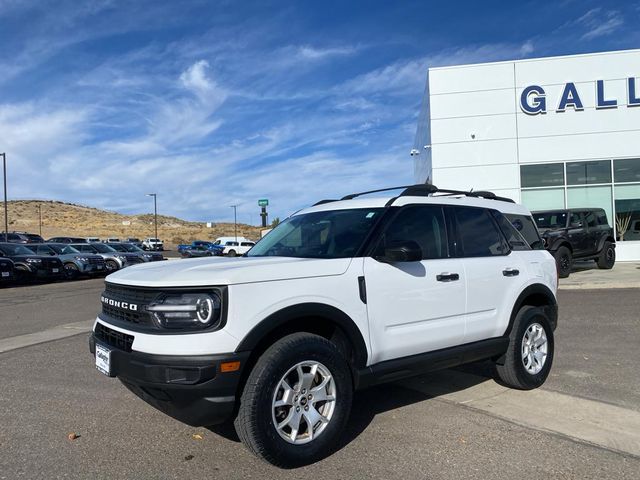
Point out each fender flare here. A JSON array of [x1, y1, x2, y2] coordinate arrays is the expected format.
[[505, 283, 558, 336], [235, 303, 369, 368], [596, 235, 616, 253], [548, 238, 571, 253]]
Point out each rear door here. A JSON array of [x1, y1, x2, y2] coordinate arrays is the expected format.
[[452, 206, 529, 342], [363, 204, 466, 364]]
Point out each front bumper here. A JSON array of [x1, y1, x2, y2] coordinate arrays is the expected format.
[[89, 333, 249, 426]]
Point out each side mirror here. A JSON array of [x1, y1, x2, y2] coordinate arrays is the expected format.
[[379, 240, 422, 263]]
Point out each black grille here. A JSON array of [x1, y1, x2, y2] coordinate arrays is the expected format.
[[126, 255, 144, 264], [101, 283, 159, 327], [88, 256, 105, 266], [95, 322, 134, 352]]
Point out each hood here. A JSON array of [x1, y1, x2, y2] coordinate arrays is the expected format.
[[106, 256, 353, 287]]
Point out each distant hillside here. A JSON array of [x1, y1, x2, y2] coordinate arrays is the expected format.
[[0, 200, 263, 247]]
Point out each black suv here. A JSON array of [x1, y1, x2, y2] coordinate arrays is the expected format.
[[0, 243, 66, 282], [532, 208, 615, 278], [0, 257, 15, 285], [47, 236, 89, 243]]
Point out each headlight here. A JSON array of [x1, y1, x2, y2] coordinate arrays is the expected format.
[[146, 292, 222, 330], [76, 257, 89, 262], [143, 254, 152, 258], [115, 255, 126, 260], [26, 258, 42, 264]]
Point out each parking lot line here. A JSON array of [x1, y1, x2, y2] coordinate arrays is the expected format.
[[0, 319, 94, 354], [400, 370, 640, 458]]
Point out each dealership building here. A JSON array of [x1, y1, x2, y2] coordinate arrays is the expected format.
[[413, 49, 640, 261]]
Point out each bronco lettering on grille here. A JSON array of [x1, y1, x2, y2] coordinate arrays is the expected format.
[[100, 295, 139, 311]]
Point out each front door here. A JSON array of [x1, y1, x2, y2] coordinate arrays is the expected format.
[[363, 205, 466, 364]]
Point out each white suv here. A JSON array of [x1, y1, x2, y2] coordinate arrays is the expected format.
[[90, 185, 558, 467], [142, 237, 163, 251], [222, 240, 255, 256]]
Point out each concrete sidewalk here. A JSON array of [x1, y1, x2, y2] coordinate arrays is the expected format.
[[560, 261, 640, 290]]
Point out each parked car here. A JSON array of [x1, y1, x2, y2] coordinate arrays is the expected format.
[[104, 237, 121, 243], [70, 243, 143, 272], [0, 243, 65, 282], [86, 237, 101, 243], [178, 241, 224, 256], [15, 232, 45, 243], [532, 208, 616, 278], [90, 184, 558, 467], [47, 236, 88, 243], [2, 232, 31, 243], [0, 257, 15, 285], [30, 243, 106, 278], [222, 240, 255, 256], [142, 237, 164, 251], [180, 245, 216, 258], [108, 242, 164, 262], [124, 237, 143, 248]]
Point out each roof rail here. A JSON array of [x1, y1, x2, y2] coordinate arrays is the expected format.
[[312, 199, 338, 206], [315, 184, 515, 206]]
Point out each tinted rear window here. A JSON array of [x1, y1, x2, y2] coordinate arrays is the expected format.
[[505, 214, 544, 249], [454, 207, 508, 257]]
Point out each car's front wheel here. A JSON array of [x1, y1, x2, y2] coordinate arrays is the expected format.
[[495, 306, 554, 390], [235, 333, 353, 467]]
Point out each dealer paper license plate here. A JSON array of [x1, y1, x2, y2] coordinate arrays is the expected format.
[[52, 268, 59, 273], [95, 344, 111, 376], [1, 272, 8, 277]]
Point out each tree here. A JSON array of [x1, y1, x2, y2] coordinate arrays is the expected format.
[[270, 217, 280, 228]]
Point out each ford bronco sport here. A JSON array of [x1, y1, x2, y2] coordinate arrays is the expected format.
[[90, 185, 558, 467]]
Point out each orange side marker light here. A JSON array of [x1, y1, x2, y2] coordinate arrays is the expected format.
[[220, 361, 241, 373]]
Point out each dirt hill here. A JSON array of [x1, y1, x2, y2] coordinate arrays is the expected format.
[[0, 200, 263, 248]]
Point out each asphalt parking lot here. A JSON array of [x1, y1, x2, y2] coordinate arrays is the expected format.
[[1, 280, 639, 479]]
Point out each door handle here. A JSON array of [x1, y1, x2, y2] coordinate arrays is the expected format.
[[502, 268, 520, 277], [436, 272, 459, 282]]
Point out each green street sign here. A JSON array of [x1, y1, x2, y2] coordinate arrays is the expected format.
[[258, 199, 269, 207]]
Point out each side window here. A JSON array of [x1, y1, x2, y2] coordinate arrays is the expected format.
[[596, 210, 608, 226], [584, 211, 597, 228], [377, 205, 447, 260], [492, 212, 531, 251], [505, 214, 544, 249], [569, 212, 582, 227], [455, 207, 508, 257]]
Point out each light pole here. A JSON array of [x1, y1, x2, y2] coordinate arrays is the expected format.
[[2, 153, 7, 242], [38, 204, 42, 236], [230, 205, 238, 241], [146, 193, 158, 241]]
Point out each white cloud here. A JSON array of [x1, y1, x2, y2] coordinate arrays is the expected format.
[[297, 45, 358, 60], [576, 8, 624, 40]]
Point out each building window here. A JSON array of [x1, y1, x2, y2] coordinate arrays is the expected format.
[[614, 159, 640, 183], [566, 160, 611, 185], [614, 184, 640, 242], [567, 186, 613, 227], [520, 163, 564, 188], [521, 188, 565, 212]]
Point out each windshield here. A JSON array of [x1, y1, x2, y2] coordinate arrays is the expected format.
[[92, 243, 117, 253], [49, 244, 80, 254], [0, 244, 37, 255], [533, 211, 568, 229], [108, 244, 127, 252], [247, 208, 383, 259], [120, 243, 142, 252]]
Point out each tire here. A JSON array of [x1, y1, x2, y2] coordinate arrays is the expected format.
[[228, 249, 237, 257], [596, 241, 615, 270], [105, 259, 119, 272], [234, 332, 353, 467], [553, 246, 572, 278], [64, 262, 80, 279], [495, 306, 554, 390]]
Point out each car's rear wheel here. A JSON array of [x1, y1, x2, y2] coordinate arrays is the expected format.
[[228, 249, 237, 257], [234, 333, 353, 467], [495, 306, 554, 390], [553, 246, 572, 278], [596, 241, 615, 270]]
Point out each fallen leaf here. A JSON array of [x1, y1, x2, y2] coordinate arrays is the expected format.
[[184, 455, 194, 461], [67, 433, 80, 441], [192, 433, 203, 440]]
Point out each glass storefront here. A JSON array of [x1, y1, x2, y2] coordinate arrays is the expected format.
[[520, 158, 640, 242]]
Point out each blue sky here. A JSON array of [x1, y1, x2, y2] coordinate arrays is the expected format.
[[1, 0, 639, 224]]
